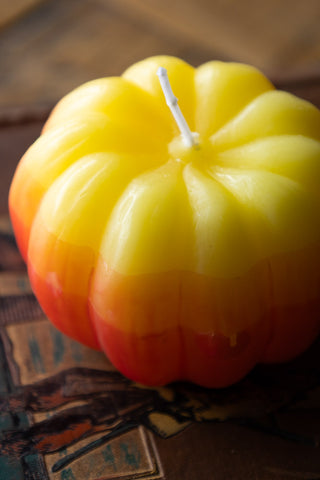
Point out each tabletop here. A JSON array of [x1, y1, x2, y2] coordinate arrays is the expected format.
[[0, 1, 320, 479], [1, 0, 320, 109]]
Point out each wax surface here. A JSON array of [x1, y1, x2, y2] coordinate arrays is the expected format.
[[9, 56, 320, 387]]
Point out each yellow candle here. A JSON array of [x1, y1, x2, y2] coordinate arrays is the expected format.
[[9, 56, 320, 387]]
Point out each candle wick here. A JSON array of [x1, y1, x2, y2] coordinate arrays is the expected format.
[[157, 67, 198, 148]]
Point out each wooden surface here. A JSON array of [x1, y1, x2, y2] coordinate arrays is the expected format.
[[0, 0, 320, 109]]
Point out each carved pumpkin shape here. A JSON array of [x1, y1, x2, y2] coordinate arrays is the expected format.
[[9, 56, 320, 387]]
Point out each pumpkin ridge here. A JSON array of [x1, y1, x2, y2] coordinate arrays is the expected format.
[[209, 90, 320, 151], [194, 61, 274, 138]]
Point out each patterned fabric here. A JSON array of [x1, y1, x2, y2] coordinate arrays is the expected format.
[[0, 213, 320, 479]]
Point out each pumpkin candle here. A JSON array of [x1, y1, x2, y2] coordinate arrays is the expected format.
[[9, 56, 320, 387]]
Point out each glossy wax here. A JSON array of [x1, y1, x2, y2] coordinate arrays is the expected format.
[[9, 56, 320, 387]]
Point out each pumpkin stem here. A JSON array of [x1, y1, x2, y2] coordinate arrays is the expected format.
[[157, 67, 199, 148]]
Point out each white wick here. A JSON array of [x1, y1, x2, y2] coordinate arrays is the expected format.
[[157, 67, 198, 148]]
